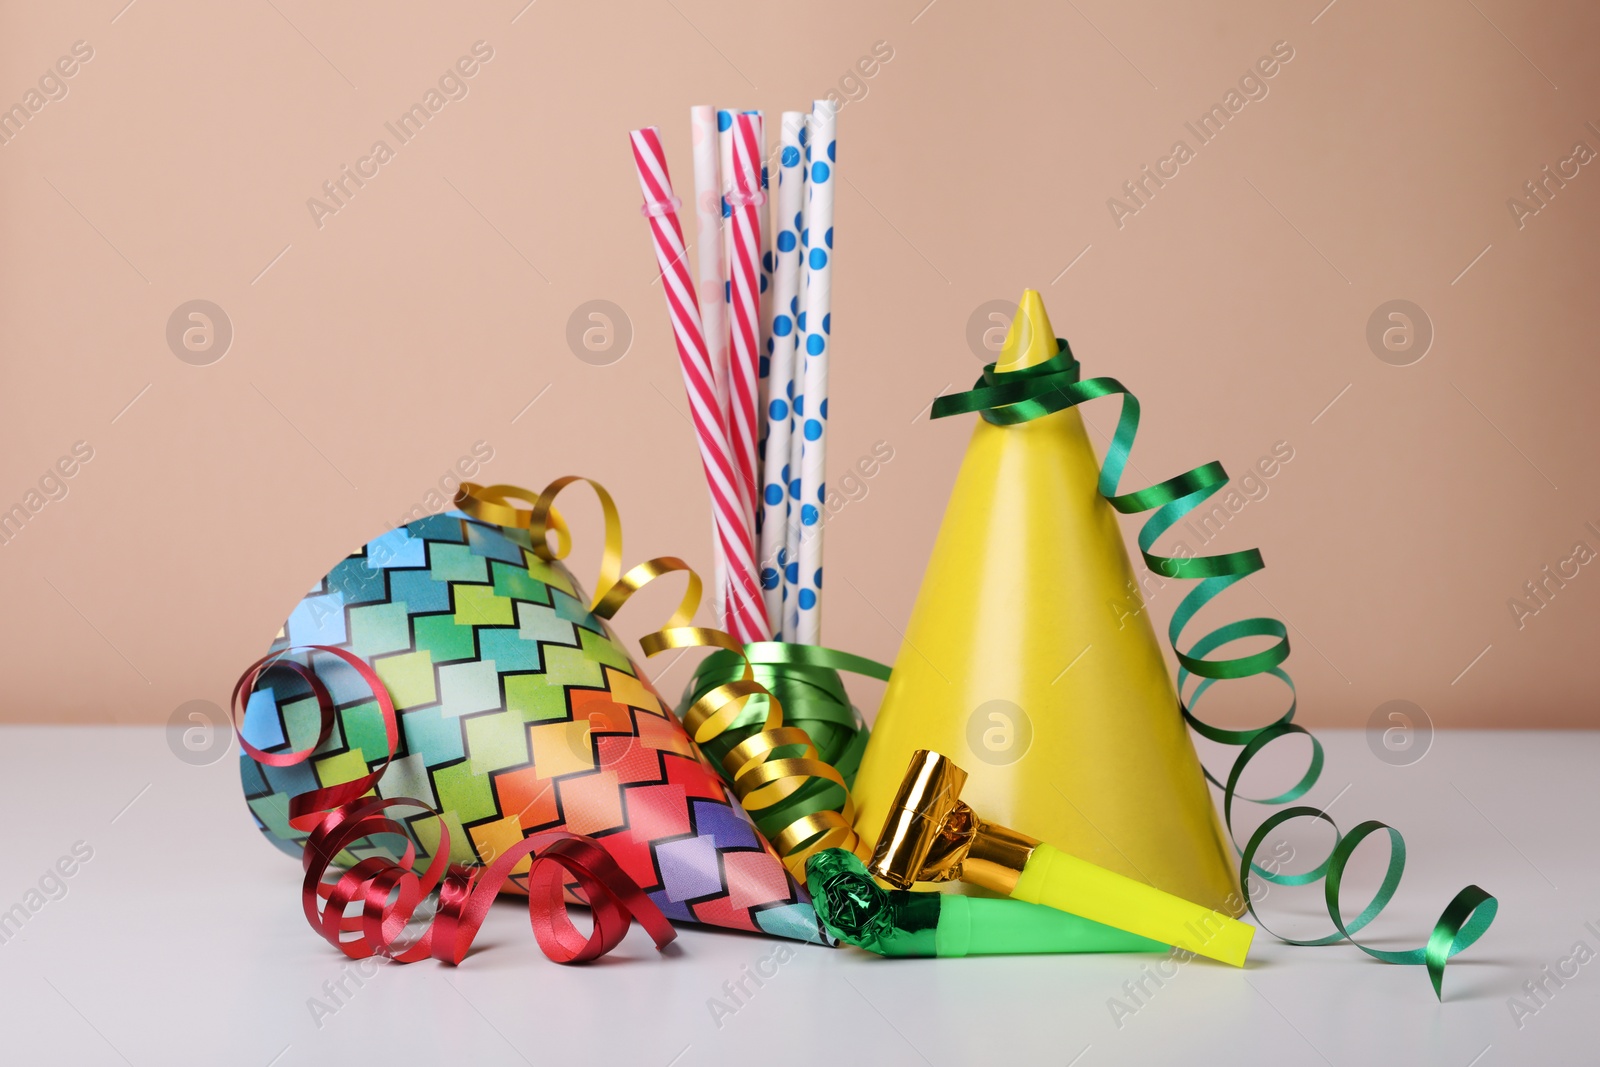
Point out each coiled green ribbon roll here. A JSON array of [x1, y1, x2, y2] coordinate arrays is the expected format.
[[683, 642, 889, 845], [933, 339, 1497, 999]]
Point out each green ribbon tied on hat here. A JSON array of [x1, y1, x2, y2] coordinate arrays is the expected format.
[[932, 339, 1498, 999]]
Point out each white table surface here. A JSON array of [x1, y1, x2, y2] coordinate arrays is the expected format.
[[1, 726, 1595, 1066]]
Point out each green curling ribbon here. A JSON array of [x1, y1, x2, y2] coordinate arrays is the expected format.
[[933, 340, 1499, 999], [682, 642, 890, 842]]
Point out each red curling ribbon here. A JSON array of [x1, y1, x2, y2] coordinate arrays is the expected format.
[[232, 646, 398, 831], [235, 644, 676, 965]]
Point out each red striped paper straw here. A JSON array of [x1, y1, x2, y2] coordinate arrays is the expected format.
[[728, 113, 764, 593], [628, 126, 765, 644], [689, 105, 731, 625]]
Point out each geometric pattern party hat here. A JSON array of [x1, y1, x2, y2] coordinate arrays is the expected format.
[[240, 510, 826, 943]]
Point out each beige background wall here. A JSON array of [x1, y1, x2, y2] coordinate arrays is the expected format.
[[2, 0, 1596, 729]]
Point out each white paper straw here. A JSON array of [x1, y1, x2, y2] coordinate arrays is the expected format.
[[756, 112, 808, 637], [792, 100, 836, 645]]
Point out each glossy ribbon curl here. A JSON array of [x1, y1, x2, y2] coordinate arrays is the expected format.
[[233, 644, 675, 965], [932, 342, 1498, 998], [684, 643, 890, 856], [455, 481, 865, 879]]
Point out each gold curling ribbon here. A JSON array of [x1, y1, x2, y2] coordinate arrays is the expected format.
[[455, 479, 859, 877]]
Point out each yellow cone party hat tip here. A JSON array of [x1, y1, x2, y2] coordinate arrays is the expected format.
[[993, 289, 1056, 373], [852, 288, 1244, 914]]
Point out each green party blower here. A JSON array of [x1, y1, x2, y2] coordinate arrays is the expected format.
[[868, 750, 1255, 967], [806, 848, 1166, 957]]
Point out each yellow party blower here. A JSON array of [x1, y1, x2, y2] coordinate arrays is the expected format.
[[870, 750, 1254, 967], [851, 288, 1243, 915]]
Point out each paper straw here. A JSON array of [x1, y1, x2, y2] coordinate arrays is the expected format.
[[757, 112, 807, 637], [689, 105, 731, 625], [727, 113, 764, 605], [792, 100, 837, 645], [752, 113, 773, 315], [752, 111, 774, 573], [753, 111, 774, 406], [782, 116, 813, 639], [628, 127, 766, 645], [717, 109, 737, 354], [717, 110, 759, 553]]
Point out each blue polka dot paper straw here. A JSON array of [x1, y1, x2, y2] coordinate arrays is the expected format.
[[793, 99, 836, 645], [784, 114, 813, 639], [756, 112, 808, 638]]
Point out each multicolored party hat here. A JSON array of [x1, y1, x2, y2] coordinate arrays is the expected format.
[[850, 289, 1241, 914], [239, 511, 826, 943]]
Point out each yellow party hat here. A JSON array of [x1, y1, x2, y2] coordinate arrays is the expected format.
[[852, 289, 1242, 914]]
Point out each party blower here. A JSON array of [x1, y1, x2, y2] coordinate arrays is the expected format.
[[869, 750, 1255, 967], [806, 848, 1165, 958]]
